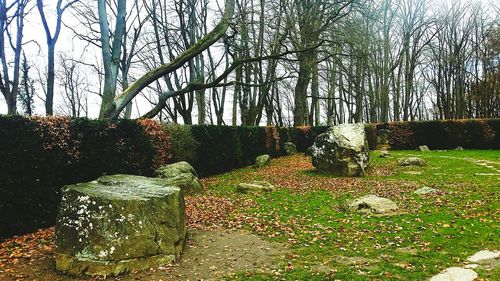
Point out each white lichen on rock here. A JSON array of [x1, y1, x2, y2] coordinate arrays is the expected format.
[[55, 174, 186, 277]]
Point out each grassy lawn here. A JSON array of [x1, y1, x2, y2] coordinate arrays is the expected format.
[[1, 150, 498, 280], [203, 150, 500, 280]]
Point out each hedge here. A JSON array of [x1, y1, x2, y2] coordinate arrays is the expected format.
[[190, 125, 281, 176], [0, 118, 282, 238], [290, 124, 378, 151], [0, 116, 166, 239], [382, 119, 500, 149], [1, 116, 497, 239]]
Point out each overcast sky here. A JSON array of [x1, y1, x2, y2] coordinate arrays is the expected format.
[[0, 0, 497, 121]]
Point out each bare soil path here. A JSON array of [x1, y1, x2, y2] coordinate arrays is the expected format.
[[0, 228, 288, 281]]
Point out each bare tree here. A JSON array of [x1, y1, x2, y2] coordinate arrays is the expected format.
[[0, 0, 29, 115], [36, 0, 79, 116], [97, 0, 127, 118], [57, 52, 89, 117]]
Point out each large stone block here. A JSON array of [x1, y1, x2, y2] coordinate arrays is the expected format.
[[311, 123, 370, 176], [55, 174, 186, 277]]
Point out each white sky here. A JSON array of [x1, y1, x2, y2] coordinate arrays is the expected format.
[[0, 0, 497, 122]]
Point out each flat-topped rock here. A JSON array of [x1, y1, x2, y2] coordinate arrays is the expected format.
[[403, 171, 423, 175], [237, 181, 275, 193], [467, 250, 499, 263], [429, 267, 478, 281], [379, 150, 390, 158], [347, 195, 398, 214], [414, 186, 438, 195], [416, 145, 430, 152], [155, 161, 202, 194], [55, 174, 186, 277], [398, 157, 426, 166]]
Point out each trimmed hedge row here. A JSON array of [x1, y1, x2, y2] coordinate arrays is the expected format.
[[0, 118, 285, 238], [0, 116, 163, 238], [1, 116, 497, 239], [288, 124, 378, 152], [379, 119, 500, 149]]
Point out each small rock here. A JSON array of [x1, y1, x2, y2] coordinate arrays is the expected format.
[[474, 173, 500, 176], [331, 255, 379, 265], [395, 247, 418, 256], [403, 171, 423, 175], [237, 181, 275, 193], [347, 195, 398, 214], [377, 129, 390, 145], [455, 146, 464, 151], [283, 142, 297, 155], [463, 264, 479, 269], [155, 161, 198, 177], [467, 250, 500, 263], [414, 186, 437, 195], [429, 267, 477, 281], [379, 150, 390, 158], [255, 154, 271, 168], [398, 157, 426, 166], [416, 145, 430, 152]]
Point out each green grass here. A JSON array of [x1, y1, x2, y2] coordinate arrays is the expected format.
[[209, 150, 500, 280]]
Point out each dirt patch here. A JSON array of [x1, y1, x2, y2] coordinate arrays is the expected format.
[[167, 228, 288, 280], [0, 228, 287, 281]]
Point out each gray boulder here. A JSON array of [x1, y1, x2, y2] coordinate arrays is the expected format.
[[155, 161, 202, 194], [467, 250, 500, 263], [377, 129, 390, 145], [284, 142, 297, 155], [379, 150, 390, 158], [55, 174, 186, 277], [348, 195, 398, 214], [403, 171, 423, 175], [413, 186, 437, 195], [255, 154, 271, 168], [311, 123, 370, 176], [430, 267, 478, 281], [161, 173, 202, 194], [237, 181, 275, 193], [155, 161, 198, 178], [416, 145, 430, 152], [398, 157, 426, 166]]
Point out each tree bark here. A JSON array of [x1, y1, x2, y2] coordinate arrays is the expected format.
[[101, 0, 235, 119]]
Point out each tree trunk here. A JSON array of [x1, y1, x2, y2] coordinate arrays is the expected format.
[[101, 0, 235, 119], [293, 52, 312, 126]]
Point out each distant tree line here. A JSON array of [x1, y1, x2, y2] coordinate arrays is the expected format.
[[1, 0, 498, 124]]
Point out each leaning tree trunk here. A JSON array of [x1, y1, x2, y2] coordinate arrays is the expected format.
[[100, 0, 235, 119]]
